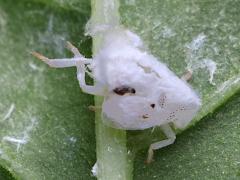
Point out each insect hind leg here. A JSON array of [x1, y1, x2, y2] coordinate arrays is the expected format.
[[181, 70, 192, 81], [146, 123, 176, 164]]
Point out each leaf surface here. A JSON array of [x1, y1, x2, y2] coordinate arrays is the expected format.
[[0, 1, 95, 179], [0, 0, 239, 179]]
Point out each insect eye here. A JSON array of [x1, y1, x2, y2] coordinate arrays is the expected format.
[[150, 104, 155, 108], [113, 85, 136, 96]]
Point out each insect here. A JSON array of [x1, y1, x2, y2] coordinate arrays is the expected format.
[[32, 27, 201, 163]]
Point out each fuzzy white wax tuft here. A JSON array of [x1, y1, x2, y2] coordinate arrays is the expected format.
[[92, 28, 201, 130]]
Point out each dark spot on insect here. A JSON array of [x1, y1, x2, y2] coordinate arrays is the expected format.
[[180, 107, 186, 111], [167, 112, 176, 120], [142, 114, 149, 119], [159, 94, 166, 108], [150, 104, 155, 108], [113, 85, 136, 96]]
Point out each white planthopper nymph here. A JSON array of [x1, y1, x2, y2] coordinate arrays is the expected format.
[[32, 27, 201, 163]]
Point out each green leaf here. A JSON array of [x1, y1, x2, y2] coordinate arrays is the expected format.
[[0, 0, 239, 179], [0, 166, 14, 180], [0, 0, 96, 179], [31, 0, 90, 14]]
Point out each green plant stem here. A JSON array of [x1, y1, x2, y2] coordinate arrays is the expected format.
[[91, 0, 132, 179]]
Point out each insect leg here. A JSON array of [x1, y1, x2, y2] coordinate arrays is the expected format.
[[77, 65, 104, 96], [146, 123, 176, 164], [32, 51, 103, 95], [66, 42, 96, 78], [66, 41, 83, 57], [181, 70, 192, 81], [31, 52, 91, 68], [88, 105, 102, 112]]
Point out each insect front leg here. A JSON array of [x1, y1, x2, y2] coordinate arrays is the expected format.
[[146, 123, 176, 164], [32, 42, 92, 68], [76, 64, 104, 96], [32, 51, 91, 68], [32, 42, 105, 96]]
